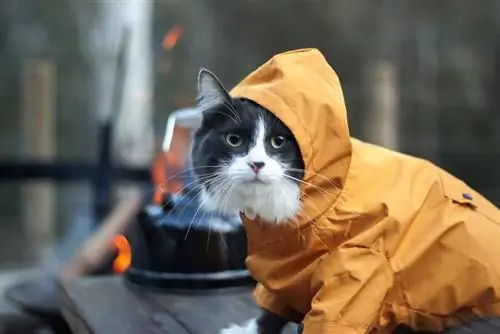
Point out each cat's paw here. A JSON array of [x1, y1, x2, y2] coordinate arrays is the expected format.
[[219, 318, 258, 334]]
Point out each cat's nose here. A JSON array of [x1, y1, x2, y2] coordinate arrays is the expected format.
[[248, 161, 265, 173]]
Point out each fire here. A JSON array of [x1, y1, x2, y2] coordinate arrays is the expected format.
[[112, 234, 132, 274], [162, 25, 184, 50]]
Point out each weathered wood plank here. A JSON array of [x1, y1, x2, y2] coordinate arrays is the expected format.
[[61, 276, 500, 334], [60, 276, 189, 334], [148, 287, 297, 334], [61, 276, 297, 334], [0, 269, 49, 334], [0, 299, 46, 334]]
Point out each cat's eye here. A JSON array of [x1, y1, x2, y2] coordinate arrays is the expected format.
[[225, 133, 244, 147], [270, 136, 286, 149]]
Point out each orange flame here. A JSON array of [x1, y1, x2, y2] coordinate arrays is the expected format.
[[162, 25, 184, 50], [112, 234, 132, 274]]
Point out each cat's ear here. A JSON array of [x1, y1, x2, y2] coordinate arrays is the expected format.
[[196, 68, 232, 113]]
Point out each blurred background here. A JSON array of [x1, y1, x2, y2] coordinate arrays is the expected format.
[[0, 0, 499, 268]]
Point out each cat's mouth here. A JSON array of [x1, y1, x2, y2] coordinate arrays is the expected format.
[[243, 177, 269, 185]]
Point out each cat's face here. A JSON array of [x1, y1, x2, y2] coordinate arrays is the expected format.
[[190, 69, 305, 224]]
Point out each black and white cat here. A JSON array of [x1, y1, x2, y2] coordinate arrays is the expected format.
[[191, 69, 305, 225], [190, 69, 304, 334]]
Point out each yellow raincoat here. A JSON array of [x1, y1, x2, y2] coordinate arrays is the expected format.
[[229, 49, 500, 333]]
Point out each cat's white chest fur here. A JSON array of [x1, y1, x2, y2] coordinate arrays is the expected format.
[[219, 318, 258, 334]]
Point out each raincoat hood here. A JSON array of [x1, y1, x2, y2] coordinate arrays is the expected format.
[[230, 48, 351, 226], [228, 49, 500, 334]]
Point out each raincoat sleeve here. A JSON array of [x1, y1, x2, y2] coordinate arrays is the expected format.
[[254, 283, 302, 323], [302, 245, 394, 334]]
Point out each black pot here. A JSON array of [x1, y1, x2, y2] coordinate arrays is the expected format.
[[124, 193, 254, 290]]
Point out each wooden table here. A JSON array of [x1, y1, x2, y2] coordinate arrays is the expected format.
[[0, 269, 50, 334], [60, 276, 297, 334]]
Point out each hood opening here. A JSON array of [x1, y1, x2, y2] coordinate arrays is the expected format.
[[230, 48, 352, 225]]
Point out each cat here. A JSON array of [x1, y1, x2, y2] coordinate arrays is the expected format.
[[190, 68, 305, 225], [190, 69, 301, 334]]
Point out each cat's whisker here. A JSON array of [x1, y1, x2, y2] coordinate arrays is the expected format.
[[296, 191, 334, 217], [173, 175, 227, 226], [158, 186, 206, 229], [184, 177, 231, 240], [282, 174, 335, 199], [297, 193, 323, 219], [219, 231, 229, 251], [205, 210, 231, 253], [277, 188, 306, 240], [206, 222, 211, 252], [171, 189, 203, 226], [153, 164, 225, 183], [288, 184, 333, 210], [220, 181, 236, 216], [297, 190, 324, 207], [184, 197, 208, 240], [156, 176, 209, 209], [157, 187, 201, 215], [168, 175, 225, 227], [204, 183, 232, 251], [150, 165, 227, 196], [196, 175, 229, 198], [212, 179, 235, 215], [161, 177, 212, 213], [207, 182, 231, 241], [284, 168, 341, 188], [198, 179, 235, 247]]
